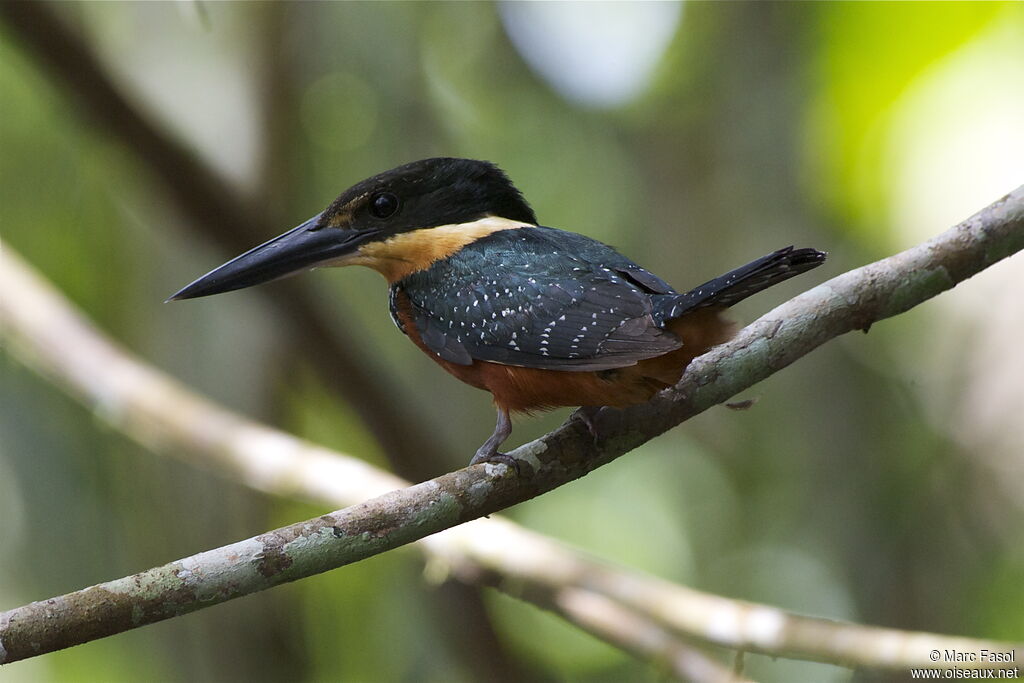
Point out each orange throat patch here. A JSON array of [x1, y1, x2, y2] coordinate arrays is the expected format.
[[332, 216, 531, 282]]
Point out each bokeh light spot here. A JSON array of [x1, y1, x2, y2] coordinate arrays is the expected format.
[[499, 1, 683, 108]]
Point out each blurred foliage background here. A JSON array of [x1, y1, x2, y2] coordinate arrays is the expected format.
[[2, 2, 1023, 682]]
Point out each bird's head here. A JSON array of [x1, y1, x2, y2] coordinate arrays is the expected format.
[[168, 157, 537, 299]]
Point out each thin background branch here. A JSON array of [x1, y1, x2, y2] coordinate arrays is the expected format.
[[0, 0, 450, 482], [2, 184, 1022, 670]]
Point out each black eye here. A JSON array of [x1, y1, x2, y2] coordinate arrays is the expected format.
[[370, 192, 399, 219]]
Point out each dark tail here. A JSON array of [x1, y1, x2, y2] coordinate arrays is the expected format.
[[654, 246, 826, 323]]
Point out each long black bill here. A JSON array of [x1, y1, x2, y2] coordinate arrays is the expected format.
[[168, 215, 378, 301]]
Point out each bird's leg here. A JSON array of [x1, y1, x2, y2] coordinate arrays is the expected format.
[[469, 406, 515, 468], [574, 405, 607, 446]]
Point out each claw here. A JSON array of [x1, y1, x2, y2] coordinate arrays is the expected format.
[[574, 406, 606, 446], [471, 451, 521, 474]]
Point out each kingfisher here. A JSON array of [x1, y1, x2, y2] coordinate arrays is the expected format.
[[170, 158, 825, 467]]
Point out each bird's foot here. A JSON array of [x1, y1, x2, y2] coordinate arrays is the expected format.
[[469, 448, 521, 474]]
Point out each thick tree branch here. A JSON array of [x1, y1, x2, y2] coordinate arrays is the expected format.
[[2, 187, 1022, 671]]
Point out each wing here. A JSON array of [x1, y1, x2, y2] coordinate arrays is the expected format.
[[395, 227, 683, 371]]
